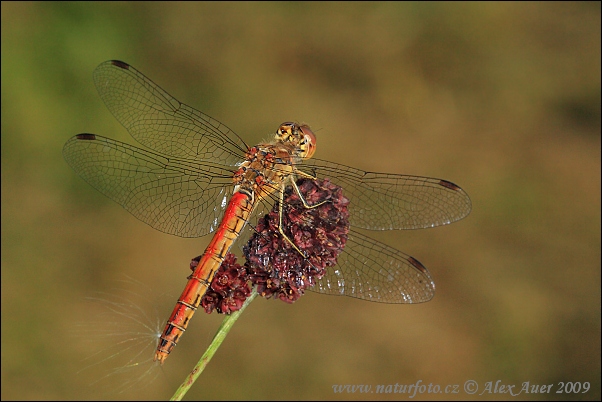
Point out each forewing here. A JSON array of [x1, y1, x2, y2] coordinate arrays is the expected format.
[[298, 158, 472, 230], [93, 60, 248, 165]]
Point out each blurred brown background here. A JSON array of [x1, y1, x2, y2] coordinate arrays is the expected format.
[[1, 2, 600, 400]]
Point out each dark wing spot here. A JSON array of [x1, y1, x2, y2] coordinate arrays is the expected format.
[[75, 133, 96, 140], [408, 256, 428, 274], [110, 60, 130, 70], [438, 179, 461, 191]]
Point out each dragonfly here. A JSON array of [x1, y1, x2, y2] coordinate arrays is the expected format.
[[63, 60, 472, 364]]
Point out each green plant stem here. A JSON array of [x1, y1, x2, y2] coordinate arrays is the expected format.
[[170, 289, 258, 401]]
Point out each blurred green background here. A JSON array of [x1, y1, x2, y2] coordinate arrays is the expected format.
[[2, 2, 600, 400]]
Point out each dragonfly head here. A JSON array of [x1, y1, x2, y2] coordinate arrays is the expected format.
[[276, 122, 317, 159]]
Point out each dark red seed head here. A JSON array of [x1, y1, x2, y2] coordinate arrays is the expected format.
[[244, 178, 350, 303], [200, 178, 350, 312]]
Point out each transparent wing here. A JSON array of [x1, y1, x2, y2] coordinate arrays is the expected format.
[[63, 134, 237, 238], [311, 230, 435, 303], [93, 60, 248, 165], [298, 158, 472, 230]]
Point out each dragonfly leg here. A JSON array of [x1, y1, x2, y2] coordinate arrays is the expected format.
[[277, 183, 307, 257], [274, 174, 330, 258], [288, 173, 328, 209]]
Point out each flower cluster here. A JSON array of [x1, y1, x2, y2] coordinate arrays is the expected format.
[[245, 178, 350, 303], [198, 253, 252, 314], [199, 178, 350, 312]]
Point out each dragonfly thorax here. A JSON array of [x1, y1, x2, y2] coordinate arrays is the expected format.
[[233, 145, 296, 203], [233, 123, 317, 203]]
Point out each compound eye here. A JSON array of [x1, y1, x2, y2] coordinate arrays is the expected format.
[[298, 124, 316, 158]]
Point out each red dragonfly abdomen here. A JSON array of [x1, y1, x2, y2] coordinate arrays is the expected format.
[[154, 191, 254, 363]]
